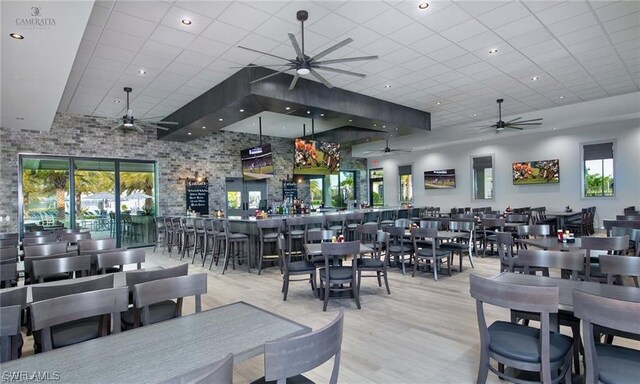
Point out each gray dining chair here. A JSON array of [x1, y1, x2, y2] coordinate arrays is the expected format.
[[383, 225, 412, 275], [440, 220, 475, 271], [133, 273, 207, 326], [573, 290, 640, 384], [122, 264, 189, 329], [411, 227, 452, 281], [356, 229, 391, 295], [279, 235, 316, 301], [469, 274, 573, 384], [257, 218, 283, 275], [0, 262, 18, 288], [96, 248, 145, 274], [24, 251, 78, 285], [30, 287, 128, 352], [320, 242, 360, 311], [252, 309, 344, 384], [0, 246, 19, 265], [1, 305, 22, 363], [159, 353, 234, 384], [580, 235, 629, 282], [0, 287, 27, 362], [32, 254, 92, 283]]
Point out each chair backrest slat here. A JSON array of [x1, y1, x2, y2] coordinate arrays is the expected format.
[[599, 254, 640, 286], [518, 249, 584, 279], [0, 287, 27, 309], [97, 248, 145, 273], [24, 242, 68, 257], [31, 274, 115, 302], [573, 289, 640, 337], [22, 235, 58, 246], [469, 274, 559, 313], [134, 273, 207, 311], [0, 305, 22, 362], [32, 255, 92, 283]]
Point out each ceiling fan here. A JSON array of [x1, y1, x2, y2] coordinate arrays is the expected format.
[[361, 139, 411, 156], [236, 10, 378, 90], [479, 98, 543, 133], [111, 87, 178, 133]]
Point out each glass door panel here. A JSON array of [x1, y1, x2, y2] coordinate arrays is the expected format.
[[225, 178, 244, 217], [120, 162, 156, 247], [22, 158, 71, 231], [74, 159, 115, 239], [369, 168, 384, 207], [309, 177, 323, 208]]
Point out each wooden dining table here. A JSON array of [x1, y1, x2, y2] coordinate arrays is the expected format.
[[304, 243, 374, 257], [0, 301, 311, 383], [518, 237, 582, 251]]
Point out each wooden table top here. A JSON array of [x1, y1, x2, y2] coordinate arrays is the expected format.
[[518, 237, 582, 251], [304, 243, 374, 256], [546, 211, 582, 217], [0, 302, 310, 383], [492, 272, 640, 312]]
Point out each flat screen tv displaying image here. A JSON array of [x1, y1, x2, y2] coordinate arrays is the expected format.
[[424, 169, 456, 189], [241, 144, 274, 180], [293, 138, 340, 175], [512, 159, 559, 185]]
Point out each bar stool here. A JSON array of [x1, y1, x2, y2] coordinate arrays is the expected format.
[[363, 211, 380, 228], [221, 219, 250, 274], [325, 213, 346, 236], [380, 209, 396, 227], [180, 218, 196, 261], [153, 216, 166, 253], [191, 218, 206, 264], [303, 215, 325, 243], [256, 219, 283, 275], [345, 212, 364, 241], [285, 217, 306, 262], [207, 219, 227, 270], [169, 217, 183, 256], [201, 218, 217, 267]]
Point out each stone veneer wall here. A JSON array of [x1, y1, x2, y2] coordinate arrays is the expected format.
[[0, 113, 367, 232]]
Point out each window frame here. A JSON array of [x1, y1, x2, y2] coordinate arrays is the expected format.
[[581, 140, 616, 198], [398, 164, 413, 203], [470, 154, 495, 201]]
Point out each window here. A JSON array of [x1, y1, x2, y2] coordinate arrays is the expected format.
[[327, 171, 357, 207], [398, 165, 413, 202], [472, 155, 494, 200], [308, 177, 324, 207], [583, 142, 614, 197], [369, 169, 384, 206]]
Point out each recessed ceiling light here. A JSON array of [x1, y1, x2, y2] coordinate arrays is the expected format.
[[489, 49, 498, 54], [113, 99, 121, 104], [395, 127, 398, 131], [218, 118, 223, 121], [181, 19, 192, 25], [418, 2, 429, 10], [187, 132, 192, 135], [10, 33, 24, 40], [366, 139, 370, 142], [138, 69, 146, 75], [16, 117, 24, 120], [383, 125, 386, 128], [252, 122, 256, 125], [559, 96, 565, 99], [306, 110, 311, 114], [384, 84, 391, 88], [531, 76, 539, 81], [282, 126, 286, 129], [348, 119, 353, 122], [202, 126, 206, 129], [373, 123, 377, 127], [239, 109, 244, 112], [285, 107, 290, 110], [320, 113, 324, 117], [552, 127, 557, 130], [436, 101, 441, 105], [390, 134, 393, 137], [473, 113, 478, 117]]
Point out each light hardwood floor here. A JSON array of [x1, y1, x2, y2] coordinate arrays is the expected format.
[[144, 249, 522, 384]]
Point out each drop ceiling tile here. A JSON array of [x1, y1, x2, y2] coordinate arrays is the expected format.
[[383, 47, 423, 65], [218, 2, 272, 31], [457, 30, 502, 51], [456, 1, 505, 17], [603, 11, 640, 34], [252, 16, 297, 42], [535, 1, 590, 25], [529, 48, 571, 65], [307, 13, 359, 40], [104, 11, 157, 39], [164, 61, 203, 77], [524, 1, 562, 13], [419, 4, 472, 33], [87, 56, 129, 73], [594, 1, 640, 23], [557, 25, 606, 46], [200, 21, 250, 46], [82, 24, 103, 44], [566, 36, 610, 55], [520, 40, 564, 58], [237, 33, 281, 54], [387, 23, 435, 46], [174, 50, 217, 69], [93, 43, 137, 64], [360, 37, 403, 56], [428, 44, 467, 62], [222, 46, 265, 65], [547, 11, 597, 36], [457, 60, 494, 75], [443, 54, 481, 70], [493, 15, 543, 40], [477, 1, 531, 28], [485, 50, 527, 65], [113, 1, 172, 23], [173, 0, 232, 18], [274, 2, 331, 27], [174, 85, 206, 98], [187, 37, 232, 58], [161, 5, 214, 35], [149, 25, 197, 47], [608, 25, 640, 44], [508, 27, 554, 49], [399, 56, 439, 72], [409, 34, 451, 55], [98, 29, 146, 52], [207, 58, 241, 75], [424, 63, 454, 77], [440, 19, 489, 43], [334, 1, 392, 24], [88, 4, 111, 27], [363, 7, 416, 36]]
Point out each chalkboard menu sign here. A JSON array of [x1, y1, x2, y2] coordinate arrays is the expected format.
[[185, 179, 209, 214], [282, 182, 298, 200]]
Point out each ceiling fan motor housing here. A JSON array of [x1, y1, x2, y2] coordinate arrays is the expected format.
[[296, 10, 308, 21]]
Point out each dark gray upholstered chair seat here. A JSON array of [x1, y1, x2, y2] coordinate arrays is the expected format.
[[488, 321, 572, 363], [416, 248, 450, 257], [595, 343, 640, 384], [34, 316, 102, 352], [356, 258, 383, 268], [121, 300, 177, 329], [440, 242, 467, 250], [388, 244, 411, 253], [252, 375, 313, 384], [289, 229, 305, 237], [228, 233, 248, 240], [287, 260, 316, 272], [319, 267, 352, 280], [263, 232, 279, 240]]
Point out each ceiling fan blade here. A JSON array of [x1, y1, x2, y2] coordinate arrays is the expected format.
[[288, 33, 305, 61], [289, 74, 300, 90], [313, 65, 366, 78], [111, 122, 124, 131], [309, 38, 353, 62], [389, 149, 411, 153], [237, 46, 291, 62], [250, 67, 291, 84], [309, 68, 333, 89], [139, 120, 179, 125], [133, 124, 144, 133], [313, 56, 379, 65], [514, 118, 543, 123], [506, 117, 522, 124], [505, 126, 524, 130], [508, 123, 543, 126], [230, 64, 294, 68], [477, 127, 494, 132], [148, 123, 169, 131]]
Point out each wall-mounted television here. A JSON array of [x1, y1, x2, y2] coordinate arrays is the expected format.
[[512, 159, 559, 185], [241, 144, 274, 181], [424, 169, 456, 189], [293, 138, 340, 175]]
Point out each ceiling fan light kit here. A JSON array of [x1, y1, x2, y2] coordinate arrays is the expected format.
[[111, 87, 178, 133], [236, 10, 378, 90]]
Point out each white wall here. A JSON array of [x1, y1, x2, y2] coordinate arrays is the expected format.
[[367, 119, 640, 227]]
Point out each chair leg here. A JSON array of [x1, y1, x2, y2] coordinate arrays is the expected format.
[[310, 273, 317, 297], [476, 347, 490, 384], [383, 270, 391, 294], [353, 280, 361, 309], [221, 241, 231, 275], [283, 275, 290, 301], [433, 257, 438, 281], [412, 257, 418, 277], [258, 240, 263, 275], [322, 280, 329, 311]]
